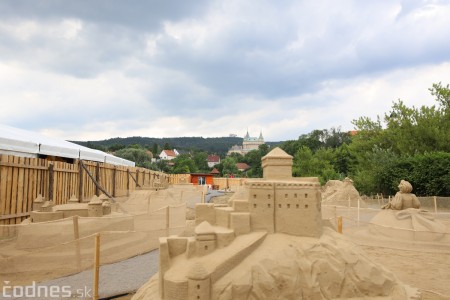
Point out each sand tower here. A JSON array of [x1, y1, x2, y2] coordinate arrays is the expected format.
[[187, 262, 211, 300], [88, 195, 103, 217], [68, 194, 79, 204], [32, 194, 45, 211], [195, 221, 216, 256], [261, 147, 293, 180]]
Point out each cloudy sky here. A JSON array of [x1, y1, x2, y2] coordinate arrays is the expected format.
[[1, 0, 450, 142]]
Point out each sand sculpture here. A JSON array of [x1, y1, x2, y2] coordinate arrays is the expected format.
[[370, 180, 449, 242], [30, 194, 113, 223], [15, 194, 133, 249], [134, 147, 419, 300], [321, 177, 367, 207]]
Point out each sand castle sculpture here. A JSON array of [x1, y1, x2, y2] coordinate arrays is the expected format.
[[371, 180, 449, 242], [30, 194, 113, 223], [135, 148, 418, 300]]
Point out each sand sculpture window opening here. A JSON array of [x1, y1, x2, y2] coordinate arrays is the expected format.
[[268, 194, 271, 199], [197, 285, 200, 289], [294, 193, 297, 198], [205, 245, 208, 250], [268, 204, 271, 208], [296, 204, 299, 208], [278, 204, 282, 208], [305, 193, 308, 198], [305, 204, 308, 208], [285, 194, 288, 198], [253, 204, 257, 208], [253, 194, 256, 199], [287, 204, 290, 208]]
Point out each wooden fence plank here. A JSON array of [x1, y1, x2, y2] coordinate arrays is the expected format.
[[0, 155, 8, 225], [10, 156, 19, 223], [16, 156, 25, 224]]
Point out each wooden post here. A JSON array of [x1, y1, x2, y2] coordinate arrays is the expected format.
[[112, 166, 116, 198], [126, 169, 130, 197], [48, 163, 54, 201], [434, 196, 438, 214], [79, 160, 113, 200], [136, 170, 139, 188], [202, 191, 205, 203], [73, 216, 81, 271], [337, 216, 343, 234], [93, 233, 100, 300], [95, 162, 100, 196], [78, 160, 83, 202]]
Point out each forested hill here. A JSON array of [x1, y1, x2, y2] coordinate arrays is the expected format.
[[72, 136, 282, 155]]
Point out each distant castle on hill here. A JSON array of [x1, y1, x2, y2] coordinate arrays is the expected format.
[[227, 129, 265, 155]]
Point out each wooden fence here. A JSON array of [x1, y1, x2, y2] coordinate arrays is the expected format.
[[0, 154, 169, 225]]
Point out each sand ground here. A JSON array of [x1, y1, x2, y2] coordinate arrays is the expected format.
[[1, 190, 449, 299]]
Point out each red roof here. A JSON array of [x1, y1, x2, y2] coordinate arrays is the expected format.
[[207, 155, 220, 162], [210, 168, 220, 174], [162, 150, 177, 157], [236, 163, 250, 171]]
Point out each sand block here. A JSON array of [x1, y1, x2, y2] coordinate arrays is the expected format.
[[230, 213, 250, 236], [195, 203, 216, 225]]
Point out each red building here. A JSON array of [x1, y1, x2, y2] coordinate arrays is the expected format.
[[190, 173, 214, 186]]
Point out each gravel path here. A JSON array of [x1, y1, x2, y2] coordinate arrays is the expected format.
[[2, 250, 159, 300]]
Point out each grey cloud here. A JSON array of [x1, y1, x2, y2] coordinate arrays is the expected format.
[[0, 0, 211, 30]]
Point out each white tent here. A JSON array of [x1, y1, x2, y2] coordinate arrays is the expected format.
[[0, 124, 135, 167]]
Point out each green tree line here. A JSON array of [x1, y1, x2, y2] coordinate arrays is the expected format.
[[280, 83, 450, 196]]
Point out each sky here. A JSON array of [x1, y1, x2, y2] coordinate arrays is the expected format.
[[1, 0, 450, 142]]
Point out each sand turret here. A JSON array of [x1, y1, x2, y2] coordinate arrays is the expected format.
[[88, 195, 103, 217], [188, 262, 211, 300], [68, 194, 79, 204], [261, 147, 293, 180], [33, 194, 45, 211]]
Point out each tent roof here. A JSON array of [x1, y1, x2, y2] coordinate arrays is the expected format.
[[0, 124, 135, 167]]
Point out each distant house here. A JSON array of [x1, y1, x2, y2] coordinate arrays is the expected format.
[[207, 155, 221, 168], [236, 162, 251, 172], [159, 149, 179, 160]]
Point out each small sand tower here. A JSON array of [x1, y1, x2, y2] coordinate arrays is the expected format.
[[68, 194, 79, 204], [88, 195, 103, 217], [32, 194, 45, 211], [195, 221, 216, 256], [41, 200, 54, 212], [102, 201, 111, 215], [261, 147, 293, 180], [188, 262, 211, 300]]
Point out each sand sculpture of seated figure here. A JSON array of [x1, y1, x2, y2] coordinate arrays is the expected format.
[[371, 180, 449, 242], [382, 180, 420, 210]]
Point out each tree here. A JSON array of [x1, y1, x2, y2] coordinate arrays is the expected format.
[[152, 143, 160, 157], [220, 157, 239, 177], [292, 146, 339, 184], [114, 148, 152, 168], [192, 151, 209, 172], [172, 154, 197, 174]]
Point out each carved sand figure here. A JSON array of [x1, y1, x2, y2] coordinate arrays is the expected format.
[[370, 180, 449, 242], [382, 180, 421, 210], [133, 148, 420, 300]]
